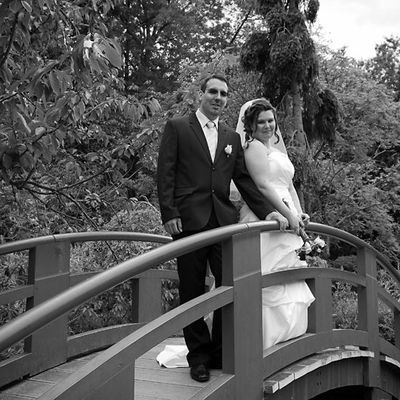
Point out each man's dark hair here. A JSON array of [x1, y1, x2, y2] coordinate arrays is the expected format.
[[200, 74, 229, 92]]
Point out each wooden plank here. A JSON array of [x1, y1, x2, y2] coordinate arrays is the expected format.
[[0, 354, 33, 388], [381, 354, 400, 369], [263, 348, 374, 394], [357, 247, 380, 388], [0, 380, 55, 398], [26, 242, 70, 376], [189, 374, 235, 400], [0, 285, 34, 306], [307, 276, 332, 333], [132, 276, 162, 323], [135, 380, 200, 400], [0, 338, 226, 400], [67, 323, 142, 359], [222, 231, 263, 400], [0, 394, 36, 400]]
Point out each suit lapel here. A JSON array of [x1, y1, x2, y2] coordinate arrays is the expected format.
[[189, 113, 212, 162]]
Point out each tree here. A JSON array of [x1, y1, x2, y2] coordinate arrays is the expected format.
[[0, 0, 162, 239], [239, 0, 339, 149], [313, 46, 400, 266], [366, 36, 400, 102], [106, 0, 238, 93]]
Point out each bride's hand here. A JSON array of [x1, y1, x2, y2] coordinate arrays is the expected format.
[[286, 212, 301, 235], [300, 212, 310, 227], [265, 211, 289, 232]]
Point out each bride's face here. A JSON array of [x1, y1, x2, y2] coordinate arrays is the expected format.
[[253, 110, 276, 143]]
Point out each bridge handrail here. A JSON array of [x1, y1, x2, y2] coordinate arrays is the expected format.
[[0, 221, 398, 352], [1, 222, 399, 399], [0, 231, 171, 255]]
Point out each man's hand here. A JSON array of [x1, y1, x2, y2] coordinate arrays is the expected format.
[[164, 218, 182, 235]]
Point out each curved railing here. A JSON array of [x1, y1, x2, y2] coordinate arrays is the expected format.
[[0, 223, 399, 400], [0, 232, 173, 386]]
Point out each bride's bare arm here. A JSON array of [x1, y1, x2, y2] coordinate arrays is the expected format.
[[288, 181, 303, 215], [289, 182, 310, 226], [245, 142, 300, 233]]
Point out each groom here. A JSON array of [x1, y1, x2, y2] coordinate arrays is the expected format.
[[157, 74, 299, 382]]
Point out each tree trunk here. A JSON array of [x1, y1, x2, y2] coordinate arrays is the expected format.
[[290, 80, 307, 211], [290, 80, 306, 148]]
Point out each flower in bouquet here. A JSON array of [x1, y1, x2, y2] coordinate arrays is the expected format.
[[300, 230, 326, 255]]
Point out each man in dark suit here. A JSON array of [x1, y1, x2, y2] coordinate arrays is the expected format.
[[157, 74, 299, 382]]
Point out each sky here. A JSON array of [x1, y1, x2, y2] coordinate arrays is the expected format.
[[316, 0, 400, 60]]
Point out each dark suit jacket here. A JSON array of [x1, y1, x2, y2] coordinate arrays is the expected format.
[[157, 113, 274, 231]]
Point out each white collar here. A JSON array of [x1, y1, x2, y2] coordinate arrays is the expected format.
[[196, 109, 219, 129]]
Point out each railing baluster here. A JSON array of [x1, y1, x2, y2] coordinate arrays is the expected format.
[[222, 230, 263, 400], [307, 274, 332, 333], [25, 240, 70, 375], [395, 309, 400, 349], [357, 246, 380, 390], [131, 271, 162, 323]]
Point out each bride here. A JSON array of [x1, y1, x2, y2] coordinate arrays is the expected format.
[[237, 98, 315, 348]]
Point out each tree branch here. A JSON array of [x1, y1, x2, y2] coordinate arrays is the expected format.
[[0, 12, 19, 69], [229, 7, 253, 46]]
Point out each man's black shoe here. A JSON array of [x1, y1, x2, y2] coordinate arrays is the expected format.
[[190, 364, 210, 382]]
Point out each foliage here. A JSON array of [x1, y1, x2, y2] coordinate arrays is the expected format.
[[0, 0, 165, 238], [239, 0, 339, 148], [68, 200, 177, 334], [310, 46, 400, 266], [332, 281, 395, 344], [105, 0, 239, 93], [366, 36, 400, 102]]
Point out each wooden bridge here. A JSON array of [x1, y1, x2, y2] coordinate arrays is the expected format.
[[0, 222, 399, 399]]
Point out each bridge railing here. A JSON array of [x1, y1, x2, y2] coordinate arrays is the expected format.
[[0, 232, 175, 387], [0, 223, 399, 400], [260, 224, 400, 390]]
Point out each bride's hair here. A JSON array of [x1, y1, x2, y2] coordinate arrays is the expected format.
[[242, 98, 280, 146]]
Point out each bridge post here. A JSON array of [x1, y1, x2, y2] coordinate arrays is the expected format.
[[357, 247, 381, 392], [221, 229, 264, 400], [26, 240, 70, 375], [131, 270, 162, 323], [395, 308, 400, 348], [307, 274, 332, 333]]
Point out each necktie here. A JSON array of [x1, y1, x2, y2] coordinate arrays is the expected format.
[[204, 121, 217, 161]]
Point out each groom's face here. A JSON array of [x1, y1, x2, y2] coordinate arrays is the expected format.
[[199, 78, 228, 120]]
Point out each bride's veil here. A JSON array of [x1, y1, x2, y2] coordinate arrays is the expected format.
[[235, 98, 287, 154], [230, 98, 287, 202]]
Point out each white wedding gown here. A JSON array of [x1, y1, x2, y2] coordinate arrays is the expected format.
[[240, 148, 315, 349]]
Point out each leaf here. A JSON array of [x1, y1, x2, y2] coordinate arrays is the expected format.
[[19, 152, 34, 170], [2, 153, 13, 169], [99, 38, 122, 69], [35, 126, 46, 137], [21, 1, 32, 13], [16, 112, 31, 134], [49, 71, 61, 96]]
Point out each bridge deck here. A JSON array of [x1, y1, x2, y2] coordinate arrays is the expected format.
[[0, 337, 223, 400]]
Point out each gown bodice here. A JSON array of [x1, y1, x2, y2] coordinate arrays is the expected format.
[[263, 149, 297, 213]]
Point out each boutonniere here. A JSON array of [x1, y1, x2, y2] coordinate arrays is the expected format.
[[224, 144, 232, 158]]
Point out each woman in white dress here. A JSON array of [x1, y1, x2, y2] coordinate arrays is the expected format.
[[238, 98, 315, 349]]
